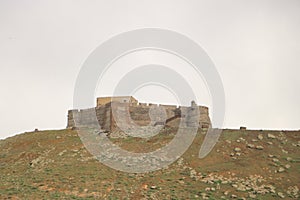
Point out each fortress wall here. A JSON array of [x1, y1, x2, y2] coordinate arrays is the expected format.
[[160, 105, 179, 119], [97, 96, 138, 107], [128, 104, 179, 123], [97, 97, 112, 107], [67, 101, 211, 131], [67, 110, 76, 128], [199, 106, 211, 128], [67, 108, 98, 128], [111, 102, 128, 131], [95, 103, 111, 131], [67, 105, 112, 130]]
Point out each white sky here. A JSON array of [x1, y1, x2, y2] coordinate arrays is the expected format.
[[0, 0, 300, 139]]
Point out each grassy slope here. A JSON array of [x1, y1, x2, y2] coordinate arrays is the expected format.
[[0, 129, 299, 199]]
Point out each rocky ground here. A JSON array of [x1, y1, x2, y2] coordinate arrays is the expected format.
[[0, 128, 299, 199]]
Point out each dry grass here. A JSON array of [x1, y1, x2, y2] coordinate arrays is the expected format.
[[0, 128, 299, 199]]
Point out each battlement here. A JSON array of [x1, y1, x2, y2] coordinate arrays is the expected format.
[[67, 96, 211, 132]]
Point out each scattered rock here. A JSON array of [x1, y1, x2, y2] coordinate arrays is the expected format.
[[201, 192, 209, 199], [285, 164, 291, 169], [58, 150, 67, 156], [234, 147, 241, 152], [265, 185, 276, 193], [190, 169, 198, 180], [30, 157, 42, 167], [222, 180, 228, 184], [287, 186, 299, 198], [142, 184, 148, 190], [150, 185, 157, 189], [272, 158, 279, 163], [256, 145, 264, 150], [278, 167, 285, 173], [249, 193, 256, 198], [247, 144, 255, 149], [277, 192, 285, 198], [267, 133, 276, 139], [281, 149, 288, 154], [177, 157, 184, 166], [258, 134, 263, 140], [286, 157, 292, 162], [240, 127, 247, 130], [30, 156, 54, 168]]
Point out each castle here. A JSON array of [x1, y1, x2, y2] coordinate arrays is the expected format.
[[67, 96, 211, 133]]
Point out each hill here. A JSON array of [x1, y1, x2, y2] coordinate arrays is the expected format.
[[0, 128, 299, 199]]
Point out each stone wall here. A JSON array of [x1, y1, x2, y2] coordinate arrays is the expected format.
[[97, 96, 138, 107], [67, 104, 111, 130], [67, 99, 211, 131]]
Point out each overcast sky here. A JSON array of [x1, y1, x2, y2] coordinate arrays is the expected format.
[[1, 0, 300, 139]]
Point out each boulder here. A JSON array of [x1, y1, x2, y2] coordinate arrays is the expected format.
[[267, 133, 276, 139]]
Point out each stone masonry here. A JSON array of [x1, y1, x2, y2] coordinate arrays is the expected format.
[[67, 96, 211, 132]]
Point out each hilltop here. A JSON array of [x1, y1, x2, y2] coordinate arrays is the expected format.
[[0, 128, 299, 199]]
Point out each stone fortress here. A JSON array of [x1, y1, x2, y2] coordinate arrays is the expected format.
[[67, 96, 211, 134]]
